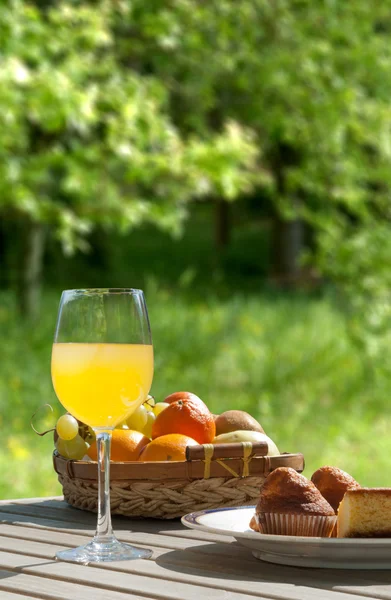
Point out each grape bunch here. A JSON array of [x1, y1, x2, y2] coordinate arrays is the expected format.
[[54, 395, 168, 460], [55, 414, 94, 460], [122, 395, 169, 437]]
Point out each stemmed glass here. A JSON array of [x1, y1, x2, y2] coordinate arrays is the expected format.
[[51, 288, 154, 563]]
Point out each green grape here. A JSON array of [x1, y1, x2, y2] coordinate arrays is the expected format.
[[126, 404, 148, 432], [143, 410, 156, 438], [144, 395, 155, 411], [84, 426, 96, 444], [56, 414, 79, 441], [153, 402, 169, 417], [56, 435, 89, 460]]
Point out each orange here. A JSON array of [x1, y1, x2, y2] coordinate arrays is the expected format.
[[152, 394, 215, 444], [87, 429, 149, 462], [164, 391, 202, 405], [139, 433, 198, 462]]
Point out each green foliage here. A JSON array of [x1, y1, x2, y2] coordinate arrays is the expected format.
[[132, 0, 391, 349], [2, 285, 391, 500], [130, 1, 391, 199], [0, 0, 258, 252], [316, 221, 391, 365], [2, 211, 391, 499], [2, 2, 391, 500], [43, 204, 271, 291], [2, 0, 391, 298]]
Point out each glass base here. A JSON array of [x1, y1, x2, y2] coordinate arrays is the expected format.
[[56, 537, 152, 564]]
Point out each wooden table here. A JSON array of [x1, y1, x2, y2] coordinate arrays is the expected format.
[[0, 497, 391, 600]]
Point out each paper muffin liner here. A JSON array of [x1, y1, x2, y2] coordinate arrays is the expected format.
[[330, 520, 338, 537], [256, 512, 337, 537]]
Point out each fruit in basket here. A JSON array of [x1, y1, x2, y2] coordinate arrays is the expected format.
[[126, 403, 148, 432], [144, 394, 155, 410], [56, 435, 89, 460], [212, 430, 280, 456], [87, 429, 149, 462], [143, 409, 156, 438], [152, 394, 215, 444], [56, 414, 79, 441], [54, 413, 90, 459], [81, 425, 96, 445], [123, 395, 159, 435], [153, 402, 169, 417], [164, 391, 202, 405], [139, 433, 198, 462], [214, 410, 264, 436]]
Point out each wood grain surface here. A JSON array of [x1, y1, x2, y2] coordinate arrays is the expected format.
[[0, 496, 390, 599]]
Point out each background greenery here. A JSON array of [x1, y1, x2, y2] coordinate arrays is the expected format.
[[2, 1, 391, 499], [2, 207, 391, 499]]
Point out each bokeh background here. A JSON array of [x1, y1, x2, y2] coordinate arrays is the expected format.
[[2, 1, 391, 499]]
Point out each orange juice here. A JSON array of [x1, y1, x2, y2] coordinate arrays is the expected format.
[[51, 343, 153, 429]]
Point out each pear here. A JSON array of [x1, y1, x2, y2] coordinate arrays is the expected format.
[[212, 430, 280, 456]]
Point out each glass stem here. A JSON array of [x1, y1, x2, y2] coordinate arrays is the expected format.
[[94, 431, 115, 544]]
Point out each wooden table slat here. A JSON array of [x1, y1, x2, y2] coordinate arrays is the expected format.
[[0, 569, 154, 600], [0, 522, 255, 565], [1, 497, 391, 600], [0, 502, 234, 544], [0, 591, 43, 600], [0, 536, 337, 600], [0, 550, 273, 600], [0, 511, 245, 558], [1, 533, 391, 600]]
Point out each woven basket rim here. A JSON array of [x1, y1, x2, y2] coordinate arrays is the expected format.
[[55, 449, 306, 518], [54, 449, 303, 465], [53, 450, 305, 481]]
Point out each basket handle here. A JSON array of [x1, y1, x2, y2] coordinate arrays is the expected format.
[[186, 441, 268, 461]]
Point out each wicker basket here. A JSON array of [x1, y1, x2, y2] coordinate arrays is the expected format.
[[53, 440, 304, 519]]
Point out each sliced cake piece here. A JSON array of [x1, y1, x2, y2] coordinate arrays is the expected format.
[[338, 488, 391, 538]]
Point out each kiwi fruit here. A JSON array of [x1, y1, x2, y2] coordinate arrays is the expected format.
[[214, 410, 264, 436]]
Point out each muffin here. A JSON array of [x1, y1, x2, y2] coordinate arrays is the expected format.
[[251, 467, 336, 537], [311, 466, 361, 513], [249, 514, 259, 532]]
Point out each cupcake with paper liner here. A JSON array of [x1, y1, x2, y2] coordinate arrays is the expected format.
[[251, 467, 336, 537]]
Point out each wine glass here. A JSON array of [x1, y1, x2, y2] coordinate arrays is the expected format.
[[51, 288, 154, 563]]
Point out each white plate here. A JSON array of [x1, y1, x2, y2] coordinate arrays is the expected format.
[[181, 506, 391, 569]]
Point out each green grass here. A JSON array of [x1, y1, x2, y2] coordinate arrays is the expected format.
[[2, 203, 391, 498], [1, 283, 391, 500]]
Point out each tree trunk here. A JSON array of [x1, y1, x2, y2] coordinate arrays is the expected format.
[[272, 212, 304, 282], [268, 149, 304, 283], [215, 197, 231, 250], [17, 218, 46, 319]]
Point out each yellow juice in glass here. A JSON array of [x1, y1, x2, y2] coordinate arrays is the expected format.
[[51, 343, 153, 428]]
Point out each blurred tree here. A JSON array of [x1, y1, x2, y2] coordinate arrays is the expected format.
[[122, 0, 391, 284], [0, 0, 258, 317], [2, 0, 391, 323]]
